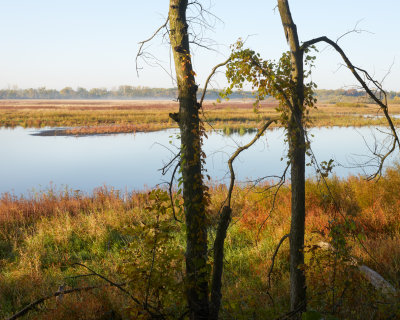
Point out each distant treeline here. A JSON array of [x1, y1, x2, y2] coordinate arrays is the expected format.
[[0, 86, 250, 100], [317, 88, 400, 102], [1, 86, 400, 101]]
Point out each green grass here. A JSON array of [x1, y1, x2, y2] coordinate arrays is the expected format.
[[1, 171, 400, 319]]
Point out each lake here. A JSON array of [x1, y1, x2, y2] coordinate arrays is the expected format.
[[0, 126, 398, 195]]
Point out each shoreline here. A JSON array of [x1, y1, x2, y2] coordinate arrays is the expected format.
[[1, 99, 400, 136]]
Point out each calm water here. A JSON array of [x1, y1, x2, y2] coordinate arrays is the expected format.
[[0, 126, 398, 195]]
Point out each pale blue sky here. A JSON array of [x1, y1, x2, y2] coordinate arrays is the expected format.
[[0, 1, 399, 91]]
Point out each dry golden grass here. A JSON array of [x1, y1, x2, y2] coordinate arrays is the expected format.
[[1, 99, 400, 135]]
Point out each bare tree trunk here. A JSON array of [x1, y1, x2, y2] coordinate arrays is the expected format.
[[278, 0, 307, 316], [168, 1, 209, 319]]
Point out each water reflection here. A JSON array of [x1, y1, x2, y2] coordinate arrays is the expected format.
[[0, 126, 397, 195]]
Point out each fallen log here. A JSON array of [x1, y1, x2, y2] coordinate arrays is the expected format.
[[317, 241, 397, 298]]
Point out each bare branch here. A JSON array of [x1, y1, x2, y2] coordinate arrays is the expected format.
[[301, 36, 400, 180], [267, 234, 290, 291], [136, 17, 169, 76], [199, 57, 230, 107], [6, 284, 122, 320], [159, 152, 181, 176], [158, 151, 182, 222], [73, 263, 142, 305], [138, 51, 177, 85], [72, 263, 167, 319], [226, 120, 276, 207], [188, 0, 223, 26], [380, 58, 395, 86], [273, 302, 306, 320], [367, 139, 396, 181], [189, 40, 219, 52], [210, 119, 276, 319], [335, 19, 373, 43], [186, 0, 223, 55], [256, 163, 290, 244], [301, 36, 400, 150], [169, 160, 182, 222]]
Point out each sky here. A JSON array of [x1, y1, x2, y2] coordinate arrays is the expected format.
[[0, 0, 399, 91]]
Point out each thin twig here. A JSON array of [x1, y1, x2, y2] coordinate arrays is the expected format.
[[136, 18, 169, 76], [335, 19, 373, 44], [6, 284, 119, 320], [169, 161, 182, 222], [72, 263, 166, 319], [199, 57, 230, 107], [73, 263, 142, 305], [159, 152, 181, 176], [256, 163, 289, 245]]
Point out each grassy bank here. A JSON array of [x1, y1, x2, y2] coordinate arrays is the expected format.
[[1, 100, 400, 135], [1, 168, 400, 319]]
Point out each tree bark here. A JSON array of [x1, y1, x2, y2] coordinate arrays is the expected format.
[[210, 206, 231, 320], [168, 1, 209, 319], [277, 0, 307, 316]]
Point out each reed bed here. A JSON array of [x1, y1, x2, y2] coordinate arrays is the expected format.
[[1, 100, 400, 135], [1, 167, 400, 319]]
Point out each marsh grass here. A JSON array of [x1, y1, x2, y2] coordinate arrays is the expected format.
[[1, 170, 400, 319], [1, 100, 400, 135]]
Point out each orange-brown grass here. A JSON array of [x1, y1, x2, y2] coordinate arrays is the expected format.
[[1, 100, 400, 135], [1, 170, 400, 319], [64, 123, 171, 135]]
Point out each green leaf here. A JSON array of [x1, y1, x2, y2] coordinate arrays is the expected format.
[[302, 310, 323, 320]]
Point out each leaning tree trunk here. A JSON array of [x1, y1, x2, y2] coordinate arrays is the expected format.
[[278, 0, 307, 316], [168, 1, 209, 319]]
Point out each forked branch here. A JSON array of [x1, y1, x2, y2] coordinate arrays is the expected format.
[[226, 119, 277, 207]]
